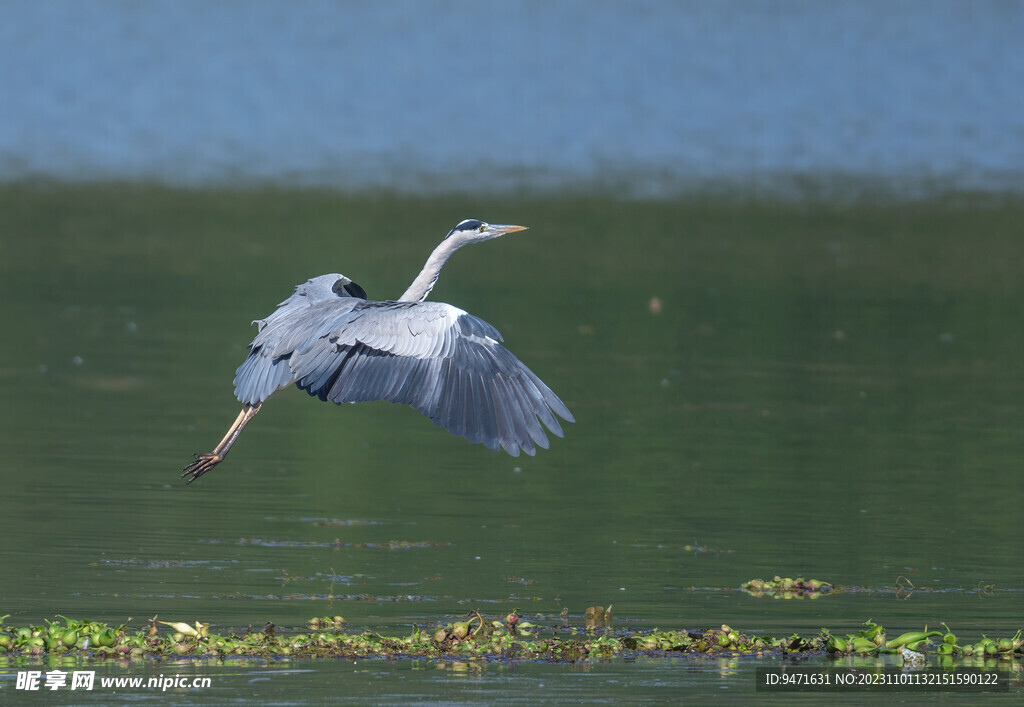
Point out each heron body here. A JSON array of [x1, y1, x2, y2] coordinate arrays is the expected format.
[[182, 220, 573, 483]]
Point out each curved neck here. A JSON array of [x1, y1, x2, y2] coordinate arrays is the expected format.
[[398, 236, 466, 302]]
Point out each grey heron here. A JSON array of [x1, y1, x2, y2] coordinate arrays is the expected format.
[[182, 219, 574, 483]]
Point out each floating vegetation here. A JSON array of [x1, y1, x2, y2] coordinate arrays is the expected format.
[[0, 614, 807, 662], [584, 605, 613, 630], [1, 614, 1021, 667], [823, 619, 1024, 665], [305, 616, 347, 631], [742, 576, 834, 598], [740, 576, 1011, 600]]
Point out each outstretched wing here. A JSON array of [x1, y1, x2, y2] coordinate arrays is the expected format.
[[232, 275, 573, 456], [232, 274, 365, 405]]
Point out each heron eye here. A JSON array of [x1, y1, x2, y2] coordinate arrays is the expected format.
[[478, 225, 486, 232]]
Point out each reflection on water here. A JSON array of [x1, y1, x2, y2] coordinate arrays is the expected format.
[[2, 184, 1024, 701]]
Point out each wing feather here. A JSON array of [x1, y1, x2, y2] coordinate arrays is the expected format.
[[232, 281, 572, 456], [488, 376, 518, 456]]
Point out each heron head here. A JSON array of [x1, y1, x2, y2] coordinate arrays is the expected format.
[[446, 219, 528, 243]]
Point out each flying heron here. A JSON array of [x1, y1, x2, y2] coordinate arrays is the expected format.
[[182, 219, 574, 483]]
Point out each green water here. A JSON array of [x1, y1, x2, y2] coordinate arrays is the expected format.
[[1, 184, 1023, 701]]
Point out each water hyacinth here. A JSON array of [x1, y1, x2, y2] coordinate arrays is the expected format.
[[0, 614, 1020, 666], [741, 576, 833, 598]]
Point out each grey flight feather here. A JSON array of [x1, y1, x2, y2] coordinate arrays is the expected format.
[[232, 274, 574, 457]]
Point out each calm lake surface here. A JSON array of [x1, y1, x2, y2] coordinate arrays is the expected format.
[[1, 184, 1023, 701]]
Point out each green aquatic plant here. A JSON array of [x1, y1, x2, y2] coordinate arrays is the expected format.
[[0, 615, 1021, 667], [741, 576, 833, 598]]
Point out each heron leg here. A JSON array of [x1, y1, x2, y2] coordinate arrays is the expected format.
[[181, 402, 263, 484]]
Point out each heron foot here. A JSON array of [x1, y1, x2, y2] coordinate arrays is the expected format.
[[181, 452, 225, 484]]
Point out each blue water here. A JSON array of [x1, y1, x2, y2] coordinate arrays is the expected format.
[[2, 0, 1022, 195]]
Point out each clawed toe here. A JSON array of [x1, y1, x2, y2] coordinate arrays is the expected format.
[[181, 453, 224, 484]]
